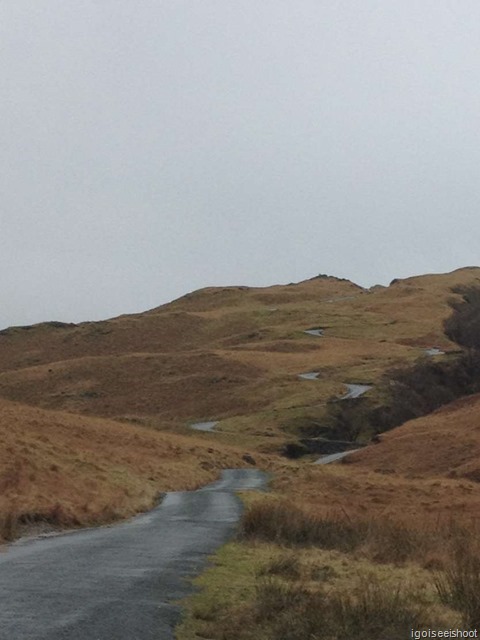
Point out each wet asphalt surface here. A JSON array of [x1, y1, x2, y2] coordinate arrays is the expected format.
[[190, 421, 218, 432], [298, 372, 320, 380], [341, 383, 372, 399], [314, 384, 371, 464], [315, 449, 361, 465], [303, 328, 324, 337], [0, 469, 268, 640]]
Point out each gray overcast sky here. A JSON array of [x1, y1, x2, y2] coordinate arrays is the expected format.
[[2, 1, 480, 328]]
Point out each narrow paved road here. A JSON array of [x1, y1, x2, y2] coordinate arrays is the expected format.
[[314, 384, 372, 463], [425, 347, 445, 356], [304, 328, 324, 337], [341, 383, 372, 399], [190, 420, 218, 432], [315, 449, 361, 465], [0, 469, 268, 640], [298, 371, 319, 380]]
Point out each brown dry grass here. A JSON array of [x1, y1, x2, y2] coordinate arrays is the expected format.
[[0, 268, 479, 451], [272, 461, 480, 531], [345, 392, 480, 481], [0, 268, 479, 538], [239, 494, 470, 568], [0, 351, 264, 422], [242, 497, 480, 634], [177, 540, 460, 640], [0, 397, 264, 542]]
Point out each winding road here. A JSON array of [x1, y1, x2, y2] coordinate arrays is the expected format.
[[425, 347, 445, 356], [341, 383, 372, 399], [315, 450, 361, 465], [190, 420, 218, 432], [0, 469, 268, 640], [298, 372, 319, 380], [303, 328, 324, 337], [314, 384, 371, 464]]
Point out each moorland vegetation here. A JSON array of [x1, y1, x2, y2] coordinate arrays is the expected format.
[[178, 274, 480, 639], [3, 269, 480, 637]]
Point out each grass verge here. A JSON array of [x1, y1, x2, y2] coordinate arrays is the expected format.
[[176, 542, 459, 640], [240, 495, 433, 565]]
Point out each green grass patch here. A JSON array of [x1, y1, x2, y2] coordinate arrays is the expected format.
[[176, 541, 459, 640], [176, 542, 260, 639]]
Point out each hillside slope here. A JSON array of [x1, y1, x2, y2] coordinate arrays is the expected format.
[[0, 397, 258, 541], [0, 267, 479, 451], [345, 392, 480, 482]]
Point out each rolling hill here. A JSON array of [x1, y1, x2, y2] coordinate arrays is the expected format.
[[3, 266, 480, 540], [0, 396, 259, 541], [1, 267, 479, 455]]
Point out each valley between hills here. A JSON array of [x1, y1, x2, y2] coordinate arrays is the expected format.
[[4, 267, 480, 637]]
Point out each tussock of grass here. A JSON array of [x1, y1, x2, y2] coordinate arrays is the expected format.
[[240, 498, 428, 564], [435, 537, 480, 629], [364, 518, 424, 564], [256, 552, 301, 580], [322, 579, 430, 640], [241, 499, 365, 553], [248, 576, 431, 640], [176, 542, 457, 640]]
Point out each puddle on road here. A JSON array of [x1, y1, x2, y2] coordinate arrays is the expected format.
[[190, 421, 218, 432]]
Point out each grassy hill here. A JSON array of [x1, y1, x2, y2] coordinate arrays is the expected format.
[[1, 267, 480, 455], [346, 391, 480, 483], [2, 266, 480, 532], [4, 267, 480, 636], [0, 397, 260, 542]]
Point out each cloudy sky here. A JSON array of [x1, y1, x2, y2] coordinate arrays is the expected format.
[[2, 1, 480, 328]]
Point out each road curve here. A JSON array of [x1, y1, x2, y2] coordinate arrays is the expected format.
[[0, 469, 268, 640], [341, 383, 372, 399], [190, 420, 218, 432], [298, 372, 319, 380], [313, 385, 372, 463], [315, 449, 361, 465]]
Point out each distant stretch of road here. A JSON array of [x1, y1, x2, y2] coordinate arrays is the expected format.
[[190, 420, 218, 432], [0, 469, 268, 640], [315, 383, 371, 464], [341, 383, 372, 399], [315, 450, 361, 465]]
